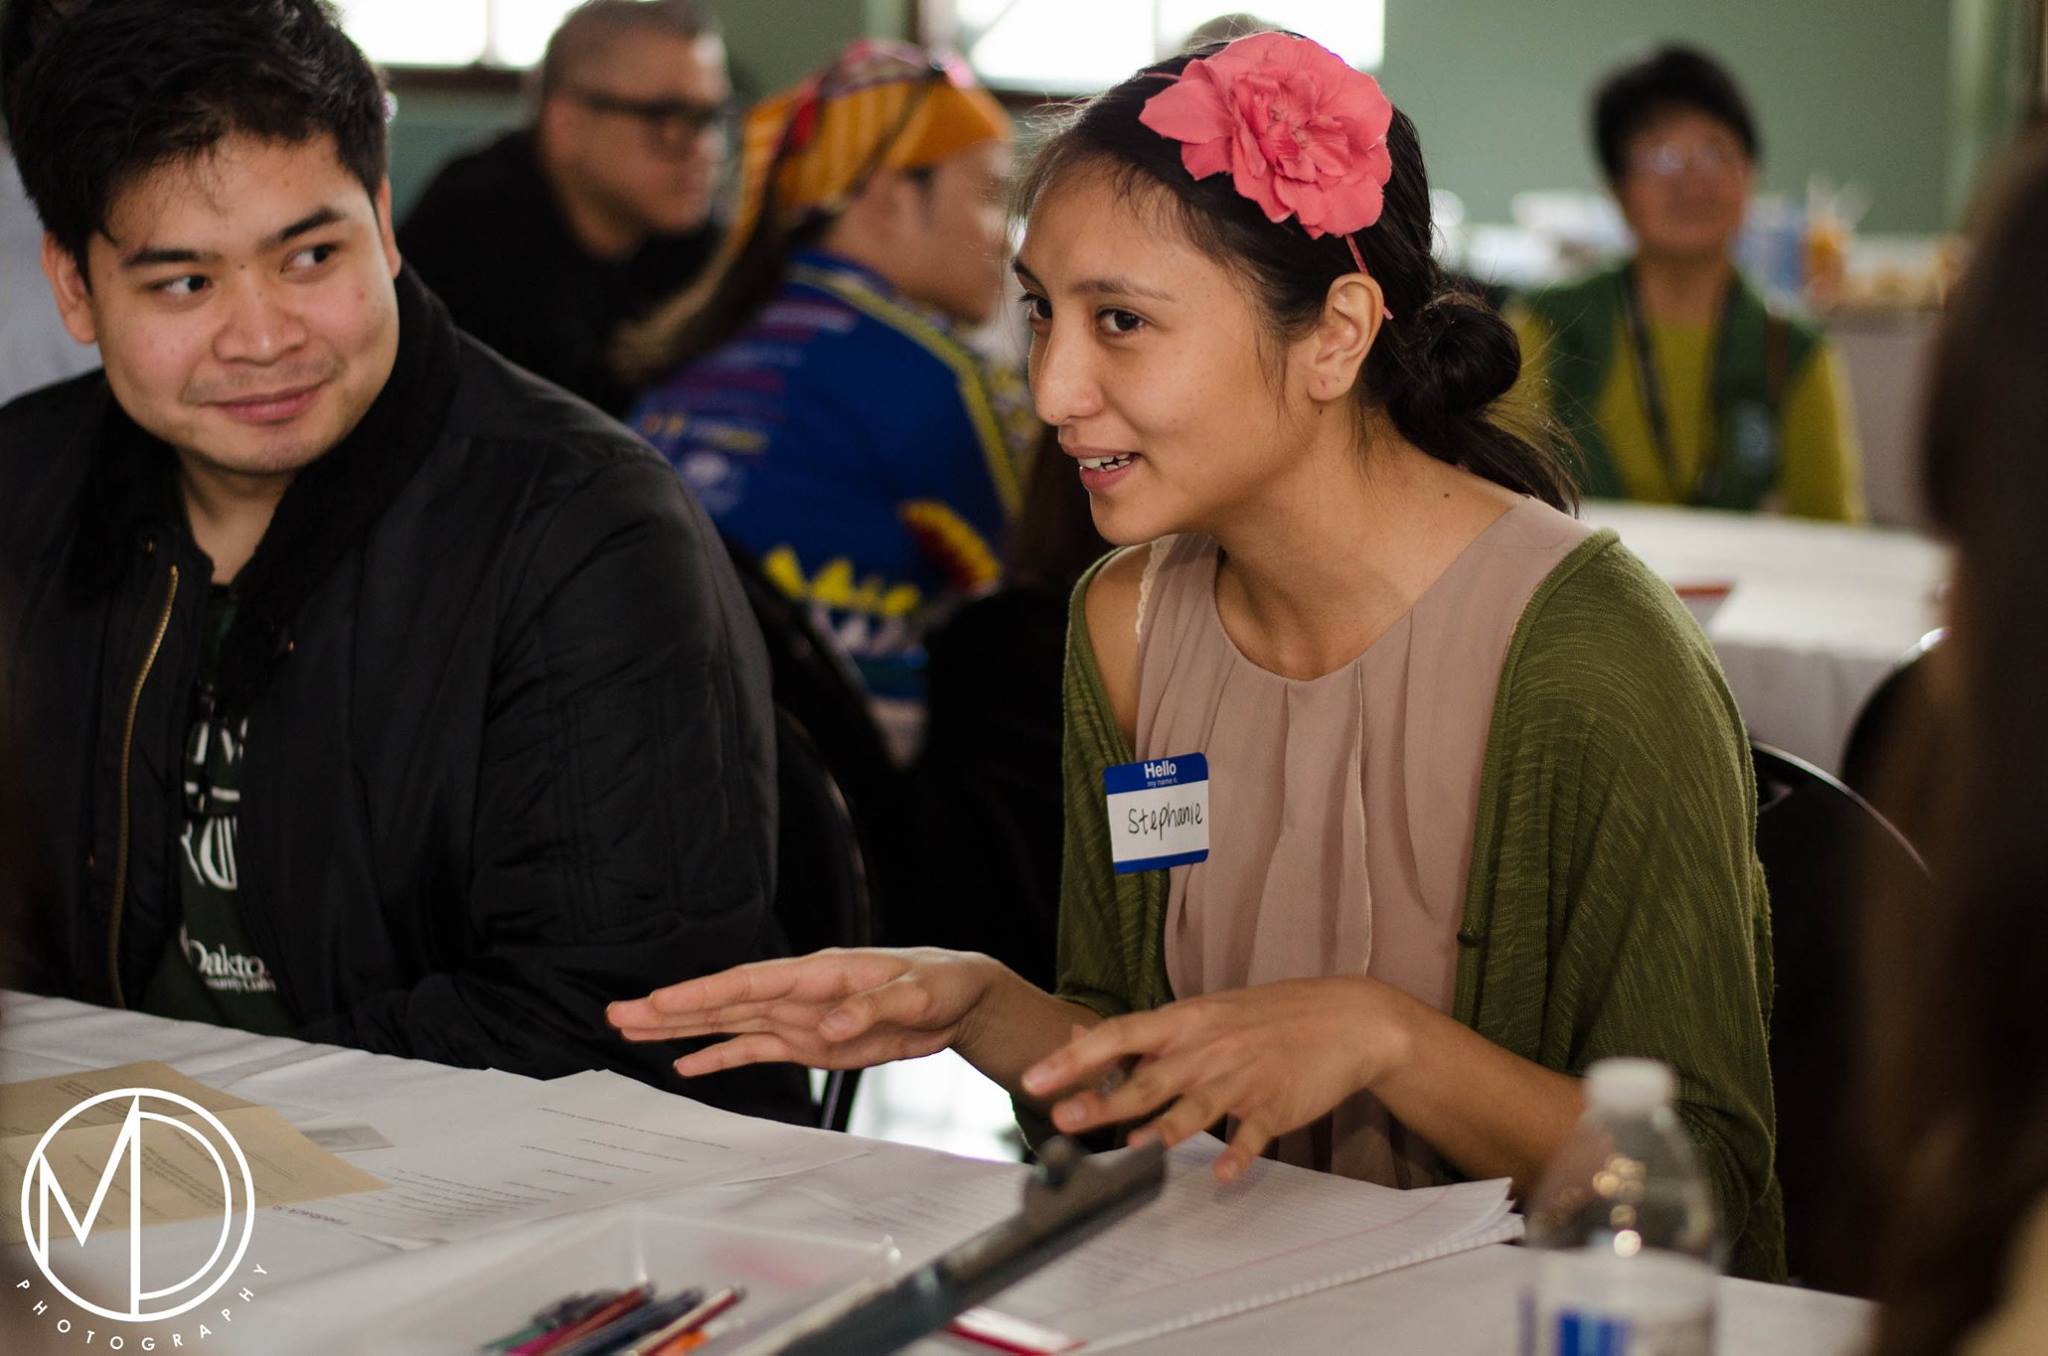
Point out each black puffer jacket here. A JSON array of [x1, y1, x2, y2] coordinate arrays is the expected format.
[[0, 271, 807, 1121]]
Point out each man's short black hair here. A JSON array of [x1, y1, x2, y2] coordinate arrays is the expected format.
[[1591, 43, 1760, 183], [1, 0, 388, 269], [0, 0, 80, 135]]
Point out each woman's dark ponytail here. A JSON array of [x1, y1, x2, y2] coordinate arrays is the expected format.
[[1380, 289, 1561, 502]]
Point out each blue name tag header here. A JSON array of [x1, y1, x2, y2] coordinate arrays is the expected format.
[[1102, 753, 1208, 796]]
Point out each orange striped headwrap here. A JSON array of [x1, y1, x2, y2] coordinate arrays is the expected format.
[[729, 39, 1011, 244]]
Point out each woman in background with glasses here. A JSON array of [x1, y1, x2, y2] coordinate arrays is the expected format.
[[1510, 44, 1863, 521], [623, 41, 1036, 713]]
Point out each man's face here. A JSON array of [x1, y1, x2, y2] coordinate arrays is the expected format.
[[43, 133, 401, 481], [548, 31, 730, 238], [899, 138, 1014, 327]]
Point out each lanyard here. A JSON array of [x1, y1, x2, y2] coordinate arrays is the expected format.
[[1618, 265, 1739, 505]]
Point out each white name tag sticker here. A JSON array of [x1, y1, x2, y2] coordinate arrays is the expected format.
[[1103, 753, 1210, 874]]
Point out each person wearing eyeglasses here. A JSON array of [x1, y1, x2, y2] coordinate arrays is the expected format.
[[622, 40, 1032, 712], [399, 0, 729, 415], [1510, 45, 1863, 521]]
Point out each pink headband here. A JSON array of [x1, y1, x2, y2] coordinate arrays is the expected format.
[[1139, 33, 1394, 294]]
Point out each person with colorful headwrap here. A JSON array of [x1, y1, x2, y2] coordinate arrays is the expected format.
[[624, 40, 1034, 708]]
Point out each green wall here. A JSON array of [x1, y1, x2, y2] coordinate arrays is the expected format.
[[1947, 0, 2043, 221], [386, 0, 1969, 234], [388, 89, 525, 220], [717, 0, 881, 93], [1380, 0, 1953, 235]]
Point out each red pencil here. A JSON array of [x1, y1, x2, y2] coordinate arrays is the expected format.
[[512, 1285, 652, 1355], [629, 1286, 743, 1356]]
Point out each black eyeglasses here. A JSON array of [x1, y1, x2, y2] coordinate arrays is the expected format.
[[569, 89, 734, 151]]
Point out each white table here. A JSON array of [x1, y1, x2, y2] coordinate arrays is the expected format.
[[1580, 501, 1947, 775], [0, 995, 1872, 1355]]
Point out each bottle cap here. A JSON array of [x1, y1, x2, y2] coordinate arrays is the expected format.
[[1586, 1058, 1674, 1112]]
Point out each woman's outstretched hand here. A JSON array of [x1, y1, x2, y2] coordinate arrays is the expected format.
[[607, 948, 1002, 1079], [1018, 976, 1402, 1183]]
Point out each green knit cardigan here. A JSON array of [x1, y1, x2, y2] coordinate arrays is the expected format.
[[1032, 529, 1786, 1281]]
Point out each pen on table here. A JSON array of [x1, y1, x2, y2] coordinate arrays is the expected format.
[[509, 1286, 651, 1356], [483, 1292, 620, 1352], [550, 1288, 709, 1356], [647, 1310, 747, 1356], [620, 1287, 743, 1356]]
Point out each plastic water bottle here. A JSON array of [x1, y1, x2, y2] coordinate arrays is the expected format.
[[1520, 1058, 1721, 1356]]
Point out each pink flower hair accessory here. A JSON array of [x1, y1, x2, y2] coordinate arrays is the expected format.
[[1139, 32, 1394, 281]]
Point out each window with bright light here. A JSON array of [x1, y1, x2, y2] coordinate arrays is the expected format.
[[332, 0, 582, 68], [954, 0, 1382, 93]]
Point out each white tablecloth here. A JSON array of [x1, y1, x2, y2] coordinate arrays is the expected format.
[[0, 995, 1872, 1355], [1580, 501, 1947, 774]]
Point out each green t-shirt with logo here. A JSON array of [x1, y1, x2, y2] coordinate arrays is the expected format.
[[141, 587, 295, 1036]]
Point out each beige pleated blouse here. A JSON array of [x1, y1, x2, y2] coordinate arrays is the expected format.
[[1133, 497, 1594, 1187]]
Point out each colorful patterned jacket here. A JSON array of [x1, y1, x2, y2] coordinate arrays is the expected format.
[[632, 250, 1036, 698]]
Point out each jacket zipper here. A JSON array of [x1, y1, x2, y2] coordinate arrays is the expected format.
[[109, 561, 180, 1007]]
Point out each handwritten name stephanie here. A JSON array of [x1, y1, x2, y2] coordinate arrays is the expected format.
[[1127, 798, 1204, 843]]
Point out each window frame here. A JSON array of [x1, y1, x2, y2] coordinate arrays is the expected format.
[[917, 0, 1383, 99], [336, 0, 586, 76]]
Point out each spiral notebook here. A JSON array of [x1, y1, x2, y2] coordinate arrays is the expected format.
[[955, 1138, 1522, 1352]]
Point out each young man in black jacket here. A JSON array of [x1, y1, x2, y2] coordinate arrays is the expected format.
[[0, 0, 807, 1121]]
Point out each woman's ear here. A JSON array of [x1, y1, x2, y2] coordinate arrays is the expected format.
[[1301, 272, 1385, 404]]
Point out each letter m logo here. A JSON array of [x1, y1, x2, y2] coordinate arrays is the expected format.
[[27, 1097, 146, 1266]]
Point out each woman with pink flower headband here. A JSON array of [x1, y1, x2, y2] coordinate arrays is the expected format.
[[611, 33, 1783, 1281]]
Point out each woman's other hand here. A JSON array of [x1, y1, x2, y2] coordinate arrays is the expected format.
[[1018, 976, 1409, 1182]]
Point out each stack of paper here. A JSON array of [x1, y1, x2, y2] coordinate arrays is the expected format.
[[4, 1050, 1520, 1353], [270, 1069, 868, 1247], [701, 1134, 1520, 1350], [976, 1140, 1521, 1349], [1, 1061, 387, 1244]]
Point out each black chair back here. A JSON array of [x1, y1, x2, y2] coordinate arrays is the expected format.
[[1839, 633, 1943, 814], [898, 585, 1069, 989], [773, 705, 874, 1132], [724, 538, 908, 936], [1752, 742, 1928, 1294]]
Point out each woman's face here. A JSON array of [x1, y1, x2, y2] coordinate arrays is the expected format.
[[1614, 106, 1753, 263], [1013, 169, 1310, 546]]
